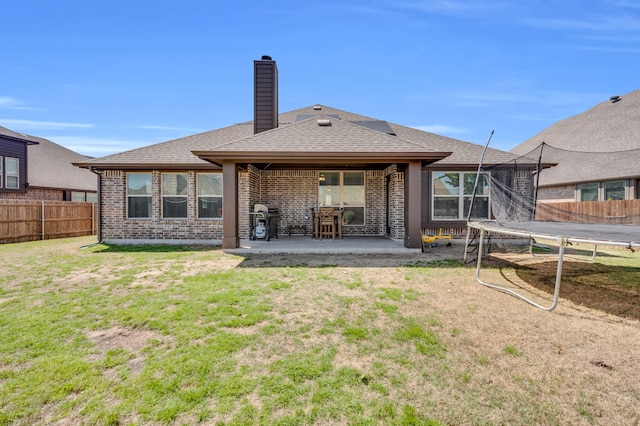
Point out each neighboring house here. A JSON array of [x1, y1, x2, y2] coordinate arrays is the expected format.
[[75, 56, 524, 249], [0, 126, 97, 201], [511, 90, 640, 203]]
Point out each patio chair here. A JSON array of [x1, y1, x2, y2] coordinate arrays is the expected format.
[[319, 207, 336, 240]]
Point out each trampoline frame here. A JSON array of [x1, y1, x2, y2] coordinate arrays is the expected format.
[[466, 220, 640, 311]]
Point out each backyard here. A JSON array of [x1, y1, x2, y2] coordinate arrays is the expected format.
[[0, 236, 639, 425]]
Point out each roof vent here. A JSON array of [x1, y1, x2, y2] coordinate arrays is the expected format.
[[313, 105, 322, 110], [610, 95, 621, 103], [261, 55, 272, 60], [317, 118, 331, 126]]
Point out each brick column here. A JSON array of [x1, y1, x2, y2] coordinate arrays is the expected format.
[[404, 160, 422, 248], [222, 161, 239, 249]]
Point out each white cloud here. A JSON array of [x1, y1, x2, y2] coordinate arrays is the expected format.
[[448, 90, 602, 107], [48, 136, 149, 157], [0, 118, 93, 130], [0, 97, 18, 108], [396, 0, 504, 15], [412, 124, 468, 134], [135, 125, 204, 133], [0, 96, 38, 111]]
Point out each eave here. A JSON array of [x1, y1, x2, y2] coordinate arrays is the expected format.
[[191, 150, 453, 169], [73, 162, 221, 171]]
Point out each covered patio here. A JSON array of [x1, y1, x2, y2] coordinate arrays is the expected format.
[[223, 234, 460, 257], [192, 115, 452, 250]]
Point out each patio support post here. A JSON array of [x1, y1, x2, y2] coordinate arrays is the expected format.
[[404, 160, 422, 248], [222, 160, 240, 249]]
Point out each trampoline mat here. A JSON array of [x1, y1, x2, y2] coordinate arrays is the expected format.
[[471, 220, 640, 247]]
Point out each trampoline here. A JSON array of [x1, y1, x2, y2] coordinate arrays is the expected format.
[[462, 140, 640, 311], [466, 220, 640, 311]]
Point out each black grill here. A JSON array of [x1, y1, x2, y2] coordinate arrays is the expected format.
[[250, 204, 279, 241]]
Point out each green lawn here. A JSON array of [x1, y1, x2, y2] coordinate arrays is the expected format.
[[0, 236, 639, 425]]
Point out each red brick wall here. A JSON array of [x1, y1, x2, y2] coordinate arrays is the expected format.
[[0, 187, 63, 201], [99, 167, 407, 241], [100, 170, 223, 242]]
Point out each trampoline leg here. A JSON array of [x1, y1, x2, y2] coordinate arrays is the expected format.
[[529, 239, 598, 263], [463, 225, 472, 263], [475, 231, 562, 311]]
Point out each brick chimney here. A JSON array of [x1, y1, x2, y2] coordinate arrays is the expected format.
[[254, 55, 278, 134]]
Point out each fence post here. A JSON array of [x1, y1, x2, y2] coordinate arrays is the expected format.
[[91, 202, 95, 235], [41, 201, 45, 240]]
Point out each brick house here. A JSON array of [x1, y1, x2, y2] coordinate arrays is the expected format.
[[76, 56, 520, 249], [0, 126, 97, 201]]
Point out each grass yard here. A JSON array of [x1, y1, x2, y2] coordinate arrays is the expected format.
[[0, 236, 639, 425]]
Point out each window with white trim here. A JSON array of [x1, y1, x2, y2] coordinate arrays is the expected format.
[[432, 172, 490, 220], [162, 173, 188, 218], [318, 171, 365, 225], [5, 157, 19, 189], [127, 173, 152, 218], [197, 173, 223, 219]]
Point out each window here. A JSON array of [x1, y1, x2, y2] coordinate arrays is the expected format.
[[578, 182, 599, 201], [162, 173, 188, 218], [127, 173, 152, 218], [604, 180, 625, 201], [71, 191, 86, 202], [197, 173, 223, 219], [87, 193, 98, 203], [5, 157, 19, 189], [432, 172, 490, 220], [578, 180, 627, 201], [318, 171, 365, 225]]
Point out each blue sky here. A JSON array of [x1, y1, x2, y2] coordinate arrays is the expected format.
[[2, 0, 640, 157]]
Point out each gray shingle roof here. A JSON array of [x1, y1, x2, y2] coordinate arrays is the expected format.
[[78, 104, 520, 169], [26, 135, 97, 191], [0, 125, 38, 142], [511, 89, 640, 186], [210, 115, 432, 153], [1, 125, 97, 191], [76, 123, 253, 168]]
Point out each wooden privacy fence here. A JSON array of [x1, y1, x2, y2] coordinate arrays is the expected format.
[[0, 200, 97, 244], [536, 199, 640, 225]]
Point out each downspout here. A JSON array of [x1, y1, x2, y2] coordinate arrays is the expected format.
[[89, 167, 103, 244]]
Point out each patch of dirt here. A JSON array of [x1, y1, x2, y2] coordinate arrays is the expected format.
[[86, 326, 164, 376]]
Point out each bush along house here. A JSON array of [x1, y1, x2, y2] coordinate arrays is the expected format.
[[75, 56, 524, 249]]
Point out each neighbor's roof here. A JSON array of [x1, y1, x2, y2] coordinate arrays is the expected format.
[[76, 105, 519, 169], [1, 125, 96, 192], [511, 89, 640, 186], [0, 125, 39, 144], [25, 135, 98, 191]]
